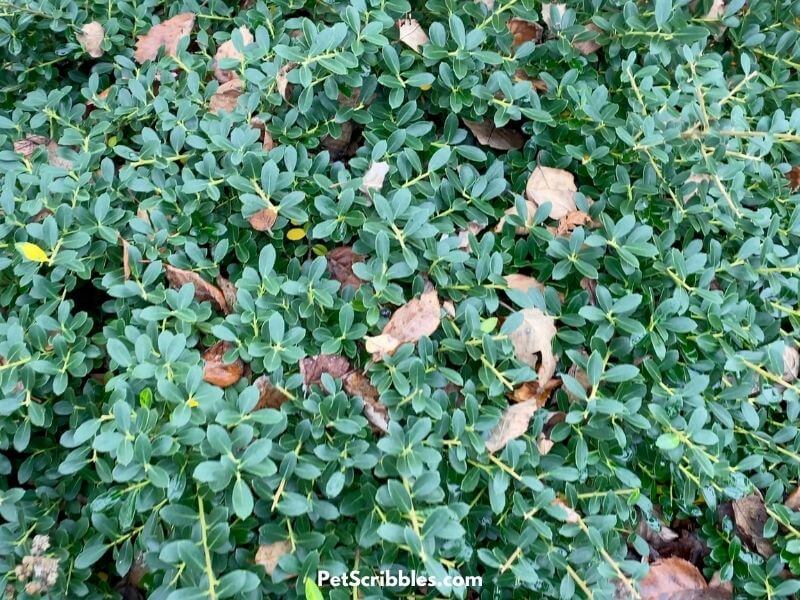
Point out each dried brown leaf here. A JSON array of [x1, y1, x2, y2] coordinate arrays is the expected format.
[[638, 558, 707, 600], [504, 273, 545, 294], [397, 18, 428, 52], [202, 342, 244, 388], [361, 161, 390, 193], [526, 165, 577, 220], [511, 378, 561, 405], [344, 370, 389, 434], [707, 0, 726, 19], [507, 18, 543, 46], [551, 497, 580, 523], [327, 246, 365, 290], [463, 120, 524, 151], [120, 237, 131, 280], [276, 63, 295, 101], [509, 307, 558, 385], [786, 486, 800, 510], [253, 375, 290, 410], [248, 207, 278, 232], [322, 121, 360, 161], [637, 517, 679, 548], [300, 354, 352, 387], [787, 166, 800, 191], [78, 21, 105, 58], [14, 135, 50, 158], [485, 399, 539, 453], [365, 289, 441, 361], [514, 70, 549, 92], [573, 22, 602, 55], [134, 13, 195, 64], [164, 265, 228, 312], [213, 26, 253, 83], [209, 79, 243, 114], [254, 541, 292, 576], [216, 275, 237, 314], [732, 492, 774, 557], [554, 210, 595, 236], [784, 344, 799, 383]]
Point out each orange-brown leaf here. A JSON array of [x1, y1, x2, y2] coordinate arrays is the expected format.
[[507, 18, 543, 46], [202, 342, 244, 388], [485, 400, 539, 453], [397, 18, 429, 52], [638, 558, 707, 600], [134, 13, 195, 64], [209, 79, 243, 114], [732, 492, 774, 557], [300, 354, 352, 387], [511, 378, 561, 405], [164, 265, 228, 312], [344, 370, 389, 434], [254, 541, 292, 576], [248, 207, 278, 232], [213, 26, 253, 83], [787, 166, 800, 191], [554, 210, 595, 237], [253, 375, 290, 410]]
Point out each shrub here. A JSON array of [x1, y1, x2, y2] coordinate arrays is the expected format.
[[1, 0, 800, 598]]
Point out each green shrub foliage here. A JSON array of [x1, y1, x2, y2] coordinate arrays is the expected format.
[[2, 0, 800, 597]]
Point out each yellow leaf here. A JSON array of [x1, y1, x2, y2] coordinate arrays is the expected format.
[[287, 228, 306, 241], [186, 398, 199, 408], [16, 242, 49, 263], [419, 83, 432, 91]]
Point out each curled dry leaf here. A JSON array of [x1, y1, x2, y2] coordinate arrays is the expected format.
[[300, 354, 352, 387], [14, 135, 50, 158], [537, 435, 554, 455], [553, 210, 595, 237], [511, 378, 561, 405], [731, 492, 774, 557], [787, 166, 800, 191], [276, 63, 296, 101], [786, 486, 800, 510], [783, 344, 799, 383], [365, 289, 441, 361], [397, 18, 428, 52], [463, 120, 524, 151], [638, 558, 707, 600], [120, 237, 131, 280], [707, 0, 726, 19], [209, 79, 243, 114], [213, 26, 253, 83], [361, 161, 390, 193], [253, 374, 290, 410], [573, 22, 602, 55], [164, 265, 229, 313], [542, 3, 567, 29], [551, 498, 580, 523], [202, 342, 244, 388], [507, 18, 543, 47], [326, 246, 365, 290], [637, 515, 679, 550], [509, 308, 558, 385], [526, 165, 578, 220], [248, 207, 278, 232], [455, 221, 485, 250], [216, 275, 237, 313], [343, 370, 389, 434], [77, 21, 105, 58], [442, 300, 456, 319], [255, 541, 292, 576], [504, 273, 545, 295], [485, 399, 539, 453], [134, 13, 195, 64], [514, 70, 549, 92]]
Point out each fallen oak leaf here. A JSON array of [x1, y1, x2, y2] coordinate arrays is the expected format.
[[326, 246, 365, 290], [504, 273, 545, 294], [77, 21, 105, 58], [507, 17, 543, 47], [248, 207, 278, 232], [255, 541, 292, 577], [463, 120, 524, 151], [134, 13, 195, 64], [253, 375, 290, 410], [637, 557, 708, 600], [202, 341, 244, 388], [213, 26, 253, 83], [300, 354, 352, 387], [485, 399, 540, 453], [209, 79, 243, 114], [164, 265, 229, 313], [552, 209, 596, 237], [365, 289, 441, 361], [509, 307, 558, 386], [526, 165, 578, 220], [344, 370, 389, 434], [397, 18, 428, 52], [731, 492, 774, 557]]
